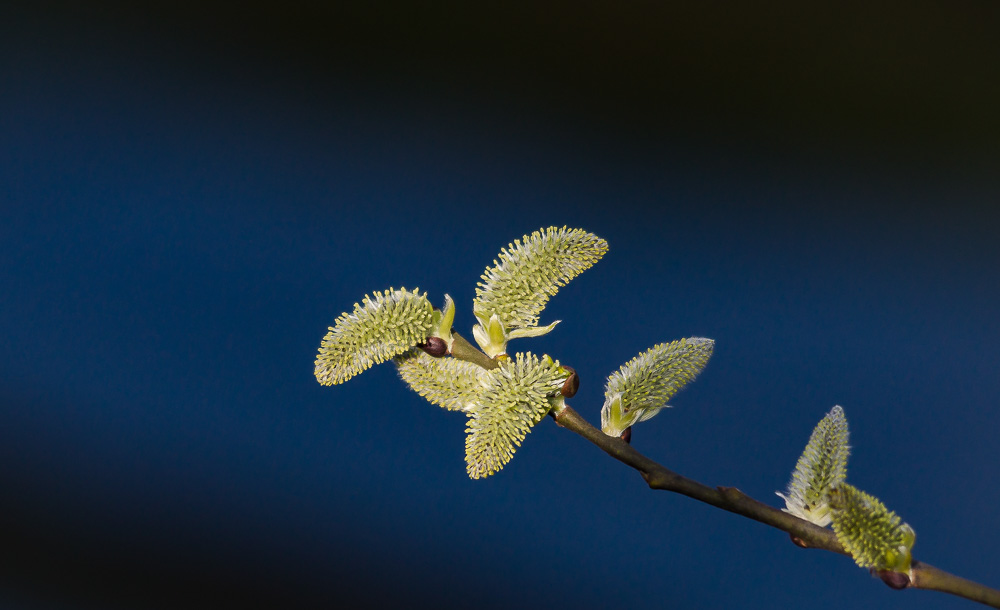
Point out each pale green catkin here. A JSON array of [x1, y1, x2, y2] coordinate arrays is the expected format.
[[777, 406, 850, 527], [465, 352, 565, 479], [315, 288, 434, 385], [395, 349, 486, 413], [474, 226, 607, 330], [601, 338, 714, 436]]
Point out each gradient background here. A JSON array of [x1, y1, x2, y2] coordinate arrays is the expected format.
[[2, 3, 999, 609]]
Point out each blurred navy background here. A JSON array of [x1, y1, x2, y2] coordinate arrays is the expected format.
[[2, 2, 998, 609]]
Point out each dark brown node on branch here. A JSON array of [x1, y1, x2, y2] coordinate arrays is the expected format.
[[789, 533, 809, 548], [560, 366, 579, 397], [418, 337, 448, 357], [875, 570, 911, 590], [620, 427, 632, 444]]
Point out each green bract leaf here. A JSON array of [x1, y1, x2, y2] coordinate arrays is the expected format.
[[395, 349, 486, 413], [472, 312, 509, 359], [465, 352, 565, 479], [472, 227, 607, 356], [429, 294, 456, 350], [600, 338, 714, 437], [830, 484, 916, 573], [315, 288, 434, 385], [776, 406, 850, 527]]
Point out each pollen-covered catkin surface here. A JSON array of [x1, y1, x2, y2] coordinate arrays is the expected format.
[[464, 352, 565, 479], [830, 483, 912, 570], [605, 338, 714, 413], [777, 406, 850, 527], [473, 227, 607, 330], [315, 288, 434, 385], [394, 349, 486, 413]]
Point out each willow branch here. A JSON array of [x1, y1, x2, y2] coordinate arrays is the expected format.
[[909, 562, 1000, 608], [552, 404, 1000, 609], [445, 334, 1000, 607]]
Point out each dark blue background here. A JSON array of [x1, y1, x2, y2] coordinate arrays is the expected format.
[[2, 3, 998, 609]]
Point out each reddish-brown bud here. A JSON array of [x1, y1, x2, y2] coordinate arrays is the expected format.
[[560, 366, 579, 397], [789, 534, 809, 548], [418, 337, 448, 358], [620, 427, 632, 444], [875, 570, 911, 590]]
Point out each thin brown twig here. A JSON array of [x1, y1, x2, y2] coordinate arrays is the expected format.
[[445, 332, 1000, 607], [551, 404, 1000, 608]]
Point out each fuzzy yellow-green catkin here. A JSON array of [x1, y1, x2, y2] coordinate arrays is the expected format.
[[830, 483, 916, 572], [464, 352, 565, 479], [777, 406, 850, 527], [600, 338, 714, 437], [395, 349, 485, 413], [474, 227, 607, 331], [315, 288, 434, 385]]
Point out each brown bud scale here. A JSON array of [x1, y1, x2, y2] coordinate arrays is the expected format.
[[560, 366, 579, 398], [875, 570, 911, 590], [418, 336, 448, 358]]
